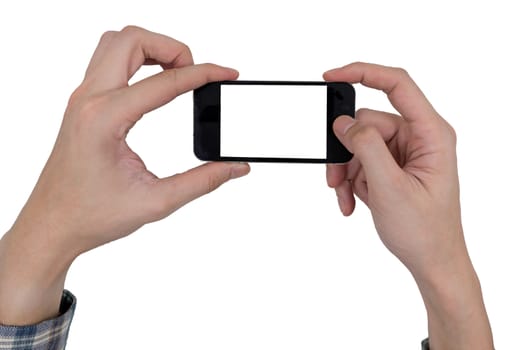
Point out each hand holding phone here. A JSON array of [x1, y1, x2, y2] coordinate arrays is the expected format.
[[325, 62, 494, 349], [194, 81, 355, 163]]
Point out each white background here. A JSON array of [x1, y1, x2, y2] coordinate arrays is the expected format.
[[0, 1, 522, 349], [221, 85, 326, 158]]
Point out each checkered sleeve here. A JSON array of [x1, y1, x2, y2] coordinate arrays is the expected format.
[[0, 290, 76, 350]]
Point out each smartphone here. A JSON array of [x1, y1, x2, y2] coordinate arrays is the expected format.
[[193, 81, 355, 163]]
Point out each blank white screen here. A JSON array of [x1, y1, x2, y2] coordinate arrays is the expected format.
[[220, 85, 326, 158]]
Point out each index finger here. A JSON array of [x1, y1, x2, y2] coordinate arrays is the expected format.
[[323, 62, 438, 123], [111, 63, 239, 122], [85, 26, 194, 91]]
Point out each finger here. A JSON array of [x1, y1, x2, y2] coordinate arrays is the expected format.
[[326, 163, 347, 188], [324, 62, 438, 124], [352, 167, 369, 206], [86, 26, 194, 91], [335, 180, 355, 216], [84, 31, 118, 79], [346, 157, 362, 187], [149, 162, 250, 219], [333, 115, 403, 188], [143, 58, 184, 70], [113, 64, 238, 123], [355, 108, 402, 141]]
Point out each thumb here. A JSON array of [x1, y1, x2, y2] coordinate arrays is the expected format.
[[149, 162, 250, 219], [333, 116, 402, 187]]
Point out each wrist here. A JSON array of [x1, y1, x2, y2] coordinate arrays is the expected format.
[[414, 253, 479, 317], [413, 251, 494, 349], [0, 220, 75, 325]]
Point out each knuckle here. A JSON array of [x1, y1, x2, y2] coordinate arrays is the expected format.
[[76, 95, 109, 121], [349, 126, 381, 154], [444, 121, 458, 145], [352, 125, 379, 147], [206, 174, 225, 193], [121, 25, 142, 34], [146, 183, 180, 222], [100, 30, 117, 43], [165, 67, 178, 79], [67, 85, 88, 108], [355, 108, 371, 120], [200, 62, 216, 70], [152, 197, 175, 221], [180, 42, 192, 56], [63, 95, 108, 138], [119, 25, 143, 40], [198, 63, 218, 81], [394, 67, 410, 79], [163, 68, 180, 94], [350, 61, 364, 69], [426, 119, 458, 149]]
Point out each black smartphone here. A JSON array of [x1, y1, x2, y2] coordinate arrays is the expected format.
[[193, 81, 355, 163]]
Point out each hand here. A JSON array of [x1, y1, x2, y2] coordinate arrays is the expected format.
[[325, 63, 460, 275], [0, 26, 249, 325], [324, 63, 493, 349]]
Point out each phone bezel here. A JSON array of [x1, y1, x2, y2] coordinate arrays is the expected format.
[[193, 81, 355, 163]]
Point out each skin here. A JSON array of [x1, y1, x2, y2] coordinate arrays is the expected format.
[[0, 26, 250, 325], [324, 63, 494, 349], [0, 27, 493, 349]]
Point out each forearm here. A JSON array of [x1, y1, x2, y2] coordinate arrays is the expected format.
[[0, 221, 73, 325], [414, 253, 494, 350]]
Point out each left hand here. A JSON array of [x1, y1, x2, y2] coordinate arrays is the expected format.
[[0, 26, 249, 325]]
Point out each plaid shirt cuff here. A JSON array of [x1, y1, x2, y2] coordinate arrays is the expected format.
[[0, 290, 76, 350]]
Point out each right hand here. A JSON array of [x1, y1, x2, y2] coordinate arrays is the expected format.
[[324, 63, 494, 349], [324, 62, 463, 277]]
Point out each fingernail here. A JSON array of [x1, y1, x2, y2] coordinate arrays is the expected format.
[[333, 115, 356, 135], [225, 67, 239, 76], [230, 162, 250, 179]]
